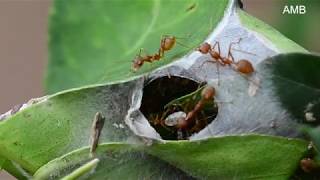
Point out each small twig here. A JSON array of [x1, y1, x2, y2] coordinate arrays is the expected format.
[[89, 112, 105, 157]]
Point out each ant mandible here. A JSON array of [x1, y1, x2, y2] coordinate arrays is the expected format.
[[197, 38, 254, 75], [132, 35, 176, 71]]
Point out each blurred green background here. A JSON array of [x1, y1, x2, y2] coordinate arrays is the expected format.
[[244, 0, 320, 53]]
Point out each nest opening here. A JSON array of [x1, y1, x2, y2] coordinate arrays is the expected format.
[[140, 76, 218, 140]]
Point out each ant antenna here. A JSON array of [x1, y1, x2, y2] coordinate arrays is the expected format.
[[175, 33, 193, 40], [229, 38, 242, 47], [162, 34, 193, 49], [231, 48, 257, 57], [176, 41, 192, 49], [138, 48, 146, 56]]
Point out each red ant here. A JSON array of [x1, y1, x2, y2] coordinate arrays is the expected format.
[[132, 35, 177, 71], [176, 85, 215, 131], [197, 38, 254, 75], [132, 34, 193, 72], [147, 85, 216, 140]]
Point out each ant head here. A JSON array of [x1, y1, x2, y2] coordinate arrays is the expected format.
[[201, 86, 215, 100], [132, 56, 144, 71], [162, 36, 176, 51], [235, 59, 254, 74], [197, 42, 211, 54]]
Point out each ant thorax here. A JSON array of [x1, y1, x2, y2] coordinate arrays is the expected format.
[[209, 51, 221, 60], [221, 57, 232, 65]]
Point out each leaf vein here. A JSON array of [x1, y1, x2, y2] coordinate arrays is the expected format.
[[124, 0, 161, 56]]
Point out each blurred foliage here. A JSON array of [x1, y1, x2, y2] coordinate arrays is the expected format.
[[244, 0, 320, 52], [277, 0, 320, 52], [265, 0, 320, 52], [260, 53, 320, 124]]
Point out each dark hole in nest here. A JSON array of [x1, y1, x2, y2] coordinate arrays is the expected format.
[[140, 76, 218, 140]]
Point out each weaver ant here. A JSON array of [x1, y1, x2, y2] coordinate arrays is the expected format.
[[132, 35, 192, 71], [167, 85, 216, 139], [147, 85, 217, 140], [176, 85, 215, 131], [197, 38, 254, 75], [132, 35, 177, 71]]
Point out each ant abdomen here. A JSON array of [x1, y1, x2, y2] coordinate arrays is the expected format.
[[162, 36, 176, 51], [235, 59, 254, 74]]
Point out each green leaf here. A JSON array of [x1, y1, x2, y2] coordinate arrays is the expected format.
[[0, 157, 4, 170], [34, 143, 193, 180], [238, 10, 307, 53], [34, 135, 308, 179], [150, 135, 308, 179], [47, 0, 229, 93], [259, 53, 320, 123], [61, 158, 99, 180], [0, 80, 142, 173], [164, 85, 205, 109], [302, 126, 320, 162], [0, 155, 32, 180]]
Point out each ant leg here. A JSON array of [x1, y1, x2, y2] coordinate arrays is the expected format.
[[136, 48, 143, 56], [161, 34, 170, 38], [138, 48, 149, 57], [199, 60, 219, 81], [159, 36, 166, 57], [211, 41, 221, 84], [175, 33, 192, 40], [139, 48, 142, 54], [175, 41, 191, 49], [156, 48, 163, 59], [231, 48, 257, 56], [162, 34, 191, 40], [199, 59, 215, 70], [216, 61, 220, 86], [211, 41, 227, 65], [228, 49, 235, 63], [227, 38, 242, 62], [211, 41, 221, 55]]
